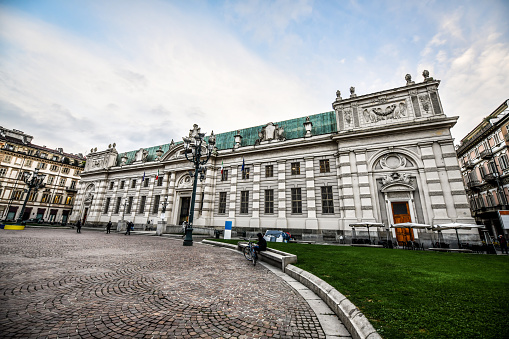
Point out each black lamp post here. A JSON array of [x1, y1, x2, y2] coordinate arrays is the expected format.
[[160, 196, 169, 219], [182, 125, 215, 246], [16, 168, 46, 225]]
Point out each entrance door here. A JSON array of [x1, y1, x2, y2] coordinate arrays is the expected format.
[[82, 208, 88, 224], [392, 202, 414, 245], [178, 197, 191, 225]]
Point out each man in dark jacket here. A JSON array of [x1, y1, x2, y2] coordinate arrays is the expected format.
[[254, 232, 267, 254], [106, 221, 112, 234]]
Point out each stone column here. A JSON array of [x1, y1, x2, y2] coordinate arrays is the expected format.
[[305, 157, 318, 229], [276, 160, 287, 229], [419, 142, 449, 223], [164, 171, 175, 222], [90, 179, 107, 224], [250, 163, 261, 228], [199, 165, 216, 226], [338, 152, 356, 226], [356, 151, 375, 220], [228, 166, 237, 224]]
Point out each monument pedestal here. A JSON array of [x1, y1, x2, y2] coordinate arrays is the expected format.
[[156, 221, 166, 236], [117, 220, 126, 232]]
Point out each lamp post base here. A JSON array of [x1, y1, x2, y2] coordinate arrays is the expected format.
[[183, 227, 193, 246]]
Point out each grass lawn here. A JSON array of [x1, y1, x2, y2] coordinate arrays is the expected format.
[[209, 239, 509, 338]]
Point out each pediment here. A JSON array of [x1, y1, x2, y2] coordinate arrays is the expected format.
[[381, 182, 415, 193]]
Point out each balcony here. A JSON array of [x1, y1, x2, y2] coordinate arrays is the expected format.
[[480, 149, 493, 160], [483, 173, 498, 183], [66, 186, 78, 193], [466, 180, 482, 191], [464, 160, 475, 169]]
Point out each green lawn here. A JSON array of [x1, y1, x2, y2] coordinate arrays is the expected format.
[[209, 239, 509, 338]]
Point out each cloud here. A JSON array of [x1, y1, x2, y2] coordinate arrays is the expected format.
[[0, 2, 321, 154]]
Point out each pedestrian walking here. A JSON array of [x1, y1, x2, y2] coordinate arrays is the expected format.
[[76, 220, 81, 233], [125, 221, 131, 235], [499, 235, 508, 254], [106, 221, 112, 234]]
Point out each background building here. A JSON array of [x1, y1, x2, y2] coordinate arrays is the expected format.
[[75, 71, 478, 246], [456, 99, 509, 237], [0, 127, 85, 223]]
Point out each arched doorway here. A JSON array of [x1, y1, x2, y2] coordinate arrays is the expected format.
[[392, 201, 414, 245]]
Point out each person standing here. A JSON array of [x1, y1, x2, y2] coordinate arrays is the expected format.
[[499, 235, 508, 254], [125, 221, 131, 235], [76, 220, 81, 233], [106, 221, 112, 234]]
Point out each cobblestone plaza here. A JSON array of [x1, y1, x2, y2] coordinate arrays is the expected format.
[[0, 229, 328, 338]]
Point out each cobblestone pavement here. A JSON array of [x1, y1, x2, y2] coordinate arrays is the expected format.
[[0, 228, 326, 338]]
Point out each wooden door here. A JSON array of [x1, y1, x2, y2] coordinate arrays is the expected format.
[[392, 202, 414, 245]]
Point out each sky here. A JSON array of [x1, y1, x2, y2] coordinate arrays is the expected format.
[[1, 0, 508, 156]]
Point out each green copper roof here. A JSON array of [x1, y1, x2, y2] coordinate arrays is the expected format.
[[214, 111, 337, 150], [118, 111, 337, 164]]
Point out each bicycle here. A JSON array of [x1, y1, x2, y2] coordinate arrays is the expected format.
[[243, 238, 258, 266]]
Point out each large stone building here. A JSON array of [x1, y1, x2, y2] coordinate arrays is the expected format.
[[0, 127, 85, 223], [74, 71, 478, 245], [456, 99, 509, 237]]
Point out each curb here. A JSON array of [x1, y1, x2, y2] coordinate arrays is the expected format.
[[285, 264, 381, 339], [203, 239, 381, 339]]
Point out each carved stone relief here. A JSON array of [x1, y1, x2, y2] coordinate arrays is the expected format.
[[362, 101, 407, 123], [255, 122, 286, 145], [134, 148, 149, 162], [419, 94, 431, 113], [177, 174, 193, 189]]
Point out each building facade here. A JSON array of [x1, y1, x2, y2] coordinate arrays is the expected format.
[[456, 99, 509, 237], [74, 71, 478, 245], [0, 127, 85, 223]]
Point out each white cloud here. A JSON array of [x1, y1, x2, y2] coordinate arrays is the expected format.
[[0, 3, 321, 154]]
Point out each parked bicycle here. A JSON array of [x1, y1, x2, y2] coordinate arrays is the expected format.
[[243, 238, 258, 266]]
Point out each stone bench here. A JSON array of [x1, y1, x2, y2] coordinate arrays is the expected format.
[[237, 242, 297, 271]]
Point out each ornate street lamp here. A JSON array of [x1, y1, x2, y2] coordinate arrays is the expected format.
[[16, 168, 46, 224], [182, 124, 215, 246]]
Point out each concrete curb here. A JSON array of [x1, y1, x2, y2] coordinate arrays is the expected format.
[[285, 264, 381, 339], [203, 239, 381, 339]]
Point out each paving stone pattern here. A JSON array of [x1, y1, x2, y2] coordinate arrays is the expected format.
[[0, 229, 326, 338]]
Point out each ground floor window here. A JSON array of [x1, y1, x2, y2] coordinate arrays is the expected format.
[[321, 186, 334, 213], [264, 189, 274, 214], [152, 195, 160, 214], [291, 188, 302, 214], [219, 192, 227, 214], [240, 191, 249, 214]]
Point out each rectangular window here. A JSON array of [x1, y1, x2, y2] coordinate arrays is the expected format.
[[3, 155, 12, 163], [70, 180, 77, 189], [157, 176, 163, 186], [29, 192, 37, 201], [65, 196, 73, 205], [61, 167, 70, 174], [219, 192, 227, 214], [115, 197, 121, 213], [139, 196, 146, 213], [25, 160, 33, 167], [131, 180, 136, 188], [59, 178, 66, 186], [221, 169, 229, 181], [52, 155, 59, 161], [120, 180, 125, 189], [319, 159, 330, 173], [109, 181, 114, 190], [291, 162, 300, 175], [47, 176, 54, 185], [264, 189, 274, 214], [104, 197, 111, 213], [488, 161, 498, 175], [53, 195, 62, 204], [41, 193, 50, 203], [265, 165, 273, 177], [240, 191, 249, 214], [321, 186, 334, 214], [74, 170, 81, 176], [291, 188, 302, 214], [126, 196, 133, 213], [242, 168, 250, 179], [50, 165, 58, 171], [144, 178, 149, 187], [0, 168, 6, 177], [37, 162, 47, 169], [152, 195, 160, 214], [499, 154, 509, 170]]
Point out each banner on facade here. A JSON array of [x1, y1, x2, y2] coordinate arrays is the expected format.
[[224, 221, 232, 239], [498, 211, 509, 229]]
